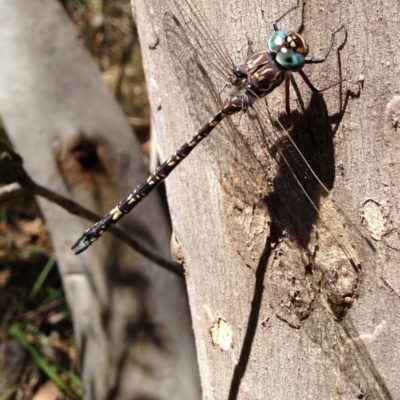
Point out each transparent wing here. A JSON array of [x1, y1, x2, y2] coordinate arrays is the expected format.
[[147, 0, 237, 89]]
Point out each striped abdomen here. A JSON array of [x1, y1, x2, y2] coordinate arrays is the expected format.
[[71, 94, 243, 254]]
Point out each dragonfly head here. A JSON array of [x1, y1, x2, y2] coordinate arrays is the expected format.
[[268, 31, 309, 72]]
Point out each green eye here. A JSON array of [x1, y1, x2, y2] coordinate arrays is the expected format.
[[276, 48, 305, 71], [268, 31, 287, 53]]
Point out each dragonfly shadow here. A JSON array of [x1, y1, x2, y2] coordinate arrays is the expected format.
[[266, 93, 337, 248], [267, 79, 361, 249], [247, 84, 362, 327]]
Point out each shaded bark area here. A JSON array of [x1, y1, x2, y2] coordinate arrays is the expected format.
[[0, 0, 200, 398], [137, 0, 400, 398]]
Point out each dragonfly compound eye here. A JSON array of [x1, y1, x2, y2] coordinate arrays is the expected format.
[[268, 31, 288, 53], [276, 47, 306, 71], [286, 33, 309, 56]]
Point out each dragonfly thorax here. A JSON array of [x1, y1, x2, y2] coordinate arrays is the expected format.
[[268, 30, 309, 72], [238, 51, 286, 98]]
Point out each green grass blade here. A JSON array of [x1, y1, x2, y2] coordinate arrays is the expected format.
[[8, 324, 80, 399], [29, 254, 56, 300], [0, 385, 18, 400]]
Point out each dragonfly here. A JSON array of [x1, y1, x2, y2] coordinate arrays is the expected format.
[[72, 0, 370, 326], [72, 0, 353, 258]]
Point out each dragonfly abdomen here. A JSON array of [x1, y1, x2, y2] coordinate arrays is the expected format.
[[72, 95, 243, 254]]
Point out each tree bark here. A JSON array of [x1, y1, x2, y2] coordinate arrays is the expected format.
[[137, 0, 400, 398], [0, 1, 200, 398]]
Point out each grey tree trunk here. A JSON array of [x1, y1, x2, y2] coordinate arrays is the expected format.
[[0, 0, 200, 398], [136, 0, 400, 398]]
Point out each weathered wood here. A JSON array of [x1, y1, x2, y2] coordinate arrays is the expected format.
[[0, 1, 200, 398], [137, 0, 400, 398]]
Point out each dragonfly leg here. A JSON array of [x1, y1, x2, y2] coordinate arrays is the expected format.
[[285, 75, 291, 114], [300, 25, 353, 92], [305, 25, 345, 65], [273, 0, 301, 32], [297, 69, 348, 93]]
